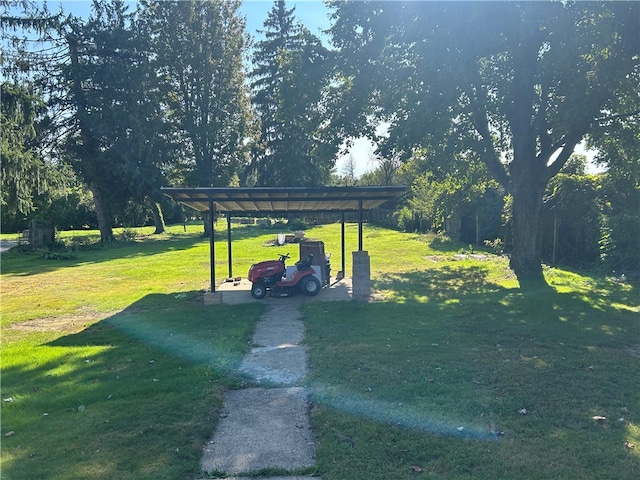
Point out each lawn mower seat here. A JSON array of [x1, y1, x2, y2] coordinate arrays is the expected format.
[[296, 254, 314, 271]]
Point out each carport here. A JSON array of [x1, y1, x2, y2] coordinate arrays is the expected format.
[[161, 186, 405, 299]]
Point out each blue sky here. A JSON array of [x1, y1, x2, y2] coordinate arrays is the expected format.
[[55, 1, 331, 42]]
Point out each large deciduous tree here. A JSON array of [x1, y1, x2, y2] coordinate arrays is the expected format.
[[328, 0, 640, 287], [249, 0, 335, 186], [140, 0, 254, 189]]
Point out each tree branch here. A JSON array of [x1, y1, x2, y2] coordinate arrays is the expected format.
[[594, 109, 640, 125], [468, 74, 510, 190]]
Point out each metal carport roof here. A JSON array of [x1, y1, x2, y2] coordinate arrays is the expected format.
[[160, 186, 406, 213], [161, 186, 406, 293]]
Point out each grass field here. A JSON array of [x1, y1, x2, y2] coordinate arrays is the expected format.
[[1, 222, 638, 479]]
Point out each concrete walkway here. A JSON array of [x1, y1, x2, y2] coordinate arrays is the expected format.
[[199, 298, 319, 479]]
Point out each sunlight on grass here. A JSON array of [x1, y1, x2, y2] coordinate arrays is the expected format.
[[3, 224, 639, 480], [626, 423, 640, 458]]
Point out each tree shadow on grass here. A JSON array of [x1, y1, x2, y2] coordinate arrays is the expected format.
[[0, 292, 263, 480], [307, 267, 640, 479], [0, 224, 278, 277], [373, 264, 509, 302], [372, 265, 638, 346]]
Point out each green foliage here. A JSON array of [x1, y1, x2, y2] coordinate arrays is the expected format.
[[599, 173, 640, 273], [249, 0, 336, 186], [400, 153, 504, 240], [396, 206, 413, 233], [43, 186, 98, 231], [117, 227, 137, 242], [140, 0, 255, 189], [542, 172, 602, 266], [286, 217, 309, 231], [587, 82, 640, 274], [40, 247, 78, 261], [0, 82, 49, 215], [484, 237, 505, 255], [327, 0, 640, 284]]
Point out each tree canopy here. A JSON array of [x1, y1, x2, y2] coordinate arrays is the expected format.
[[327, 0, 640, 286], [140, 0, 254, 189]]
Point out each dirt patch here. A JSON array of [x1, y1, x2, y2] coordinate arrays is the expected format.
[[8, 314, 105, 333], [624, 345, 640, 358]]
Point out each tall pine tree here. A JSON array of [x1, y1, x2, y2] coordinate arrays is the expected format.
[[1, 1, 63, 225], [249, 0, 335, 187]]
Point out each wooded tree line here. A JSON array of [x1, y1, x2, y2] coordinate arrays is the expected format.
[[2, 0, 639, 286]]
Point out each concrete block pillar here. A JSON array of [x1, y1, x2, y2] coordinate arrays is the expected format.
[[352, 251, 371, 302]]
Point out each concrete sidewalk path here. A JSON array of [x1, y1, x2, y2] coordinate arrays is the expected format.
[[200, 299, 319, 479], [201, 387, 315, 474]]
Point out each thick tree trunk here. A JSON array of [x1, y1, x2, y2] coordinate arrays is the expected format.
[[89, 182, 114, 243], [202, 211, 214, 237], [508, 174, 549, 289], [150, 202, 166, 234]]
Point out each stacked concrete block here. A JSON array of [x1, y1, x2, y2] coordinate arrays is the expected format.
[[352, 251, 371, 301]]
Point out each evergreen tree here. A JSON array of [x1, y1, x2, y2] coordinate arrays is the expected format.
[[1, 1, 63, 225], [249, 0, 335, 187], [61, 1, 150, 241], [3, 1, 170, 239], [0, 82, 48, 217]]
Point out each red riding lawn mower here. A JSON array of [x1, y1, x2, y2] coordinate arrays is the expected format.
[[247, 252, 322, 299]]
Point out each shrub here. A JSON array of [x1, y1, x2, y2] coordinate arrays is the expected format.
[[397, 206, 413, 232], [287, 218, 309, 231]]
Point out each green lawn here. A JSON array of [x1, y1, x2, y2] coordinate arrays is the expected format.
[[1, 222, 638, 479], [305, 269, 640, 479]]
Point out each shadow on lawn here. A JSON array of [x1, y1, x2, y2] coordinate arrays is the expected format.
[[374, 264, 507, 301], [373, 265, 638, 347], [0, 292, 262, 480], [49, 291, 262, 370], [307, 268, 639, 479], [0, 225, 274, 277]]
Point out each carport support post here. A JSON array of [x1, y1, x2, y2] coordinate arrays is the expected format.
[[227, 212, 232, 279], [341, 212, 346, 278], [352, 250, 371, 301], [358, 199, 363, 251], [209, 200, 216, 292]]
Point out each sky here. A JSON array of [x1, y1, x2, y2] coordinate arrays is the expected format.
[[55, 1, 331, 38]]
